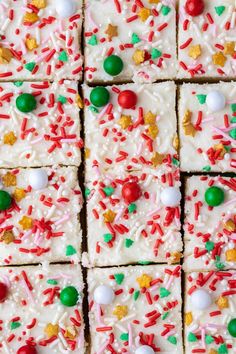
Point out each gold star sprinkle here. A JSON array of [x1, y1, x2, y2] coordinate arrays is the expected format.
[[3, 131, 17, 146], [2, 172, 16, 187], [31, 0, 47, 8], [132, 49, 145, 65], [65, 326, 77, 339], [182, 110, 196, 137], [13, 188, 26, 202], [0, 47, 13, 64], [225, 248, 236, 262], [212, 52, 227, 67], [0, 230, 15, 244], [138, 7, 151, 22], [25, 37, 38, 51], [213, 143, 227, 158], [76, 94, 83, 109], [44, 323, 59, 338], [148, 0, 159, 3], [216, 296, 229, 310], [105, 24, 118, 40], [209, 350, 218, 354], [118, 115, 132, 129], [173, 134, 179, 151], [185, 312, 193, 326], [113, 305, 128, 320], [144, 111, 156, 125], [168, 252, 182, 264], [19, 216, 33, 230], [147, 124, 159, 139], [23, 12, 39, 24], [151, 152, 165, 167], [103, 209, 116, 223], [224, 42, 235, 56], [188, 45, 202, 60], [136, 274, 152, 288], [85, 148, 90, 159], [223, 219, 235, 232]]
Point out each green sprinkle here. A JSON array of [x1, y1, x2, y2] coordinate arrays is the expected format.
[[14, 81, 23, 87], [47, 279, 58, 285], [161, 5, 171, 16], [205, 335, 214, 344], [167, 336, 177, 345], [125, 238, 134, 248], [160, 287, 171, 298], [196, 94, 207, 104], [162, 312, 169, 320], [188, 332, 198, 342], [89, 106, 99, 113], [128, 203, 137, 213], [151, 48, 162, 59], [229, 128, 236, 140], [85, 188, 91, 198], [224, 145, 231, 152], [66, 245, 77, 256], [218, 343, 228, 354], [114, 273, 124, 285], [231, 103, 236, 112], [103, 233, 113, 243], [131, 33, 141, 44], [58, 50, 68, 62], [88, 34, 98, 46], [10, 322, 21, 330], [172, 157, 180, 166], [138, 260, 151, 265], [203, 165, 211, 172], [120, 333, 129, 341], [231, 117, 236, 124], [215, 256, 225, 270], [215, 6, 225, 16], [58, 95, 67, 104], [25, 62, 36, 72], [205, 241, 215, 252], [103, 186, 114, 196], [134, 290, 140, 301]]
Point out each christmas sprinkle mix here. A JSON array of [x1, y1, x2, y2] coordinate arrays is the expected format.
[[0, 167, 82, 265]]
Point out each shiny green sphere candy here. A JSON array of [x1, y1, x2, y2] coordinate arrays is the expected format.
[[103, 55, 124, 76], [0, 190, 12, 211], [228, 318, 236, 337], [16, 93, 37, 113], [204, 186, 224, 207], [60, 286, 79, 307], [90, 87, 110, 107]]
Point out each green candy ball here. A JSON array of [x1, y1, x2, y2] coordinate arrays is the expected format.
[[60, 286, 79, 307], [204, 186, 224, 207], [103, 55, 124, 76], [90, 87, 110, 107], [228, 318, 236, 337], [16, 93, 37, 113], [0, 190, 12, 211]]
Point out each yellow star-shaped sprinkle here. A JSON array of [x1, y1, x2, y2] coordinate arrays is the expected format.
[[185, 312, 193, 326], [105, 24, 118, 40], [25, 37, 38, 51], [31, 0, 47, 8], [119, 115, 132, 129], [144, 111, 156, 125], [151, 152, 165, 167], [24, 12, 39, 24], [223, 219, 235, 232], [136, 274, 152, 288], [225, 248, 236, 262], [103, 209, 116, 223], [182, 110, 196, 137], [212, 52, 227, 67], [85, 148, 90, 159], [0, 230, 15, 244], [2, 172, 16, 187], [13, 188, 26, 202], [173, 134, 179, 151], [188, 45, 202, 60], [132, 49, 145, 65], [224, 42, 235, 56], [147, 124, 159, 139], [216, 296, 229, 310], [169, 252, 182, 264], [65, 326, 77, 339], [3, 131, 17, 146], [19, 216, 33, 230], [44, 323, 59, 338], [113, 305, 128, 320], [76, 94, 83, 109], [138, 8, 151, 22], [0, 47, 13, 64]]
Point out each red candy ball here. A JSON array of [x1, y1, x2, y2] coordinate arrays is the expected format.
[[185, 0, 204, 16], [122, 182, 141, 204], [17, 345, 37, 354], [0, 282, 8, 303], [118, 90, 137, 109]]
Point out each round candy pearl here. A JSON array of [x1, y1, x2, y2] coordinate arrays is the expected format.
[[228, 318, 236, 337], [135, 345, 155, 354], [60, 286, 79, 307], [206, 91, 226, 112], [56, 0, 77, 18], [17, 345, 37, 354], [122, 182, 141, 204], [160, 187, 181, 207], [90, 87, 110, 107], [204, 186, 224, 207], [28, 169, 48, 190], [0, 282, 8, 303], [191, 289, 212, 310], [103, 55, 124, 76], [16, 93, 37, 113], [0, 190, 12, 211], [185, 0, 204, 16], [118, 90, 137, 109], [94, 285, 115, 305]]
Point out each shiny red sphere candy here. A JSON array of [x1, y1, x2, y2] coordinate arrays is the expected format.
[[185, 0, 204, 16], [122, 182, 141, 204], [118, 90, 137, 109], [17, 345, 37, 354], [0, 282, 8, 302]]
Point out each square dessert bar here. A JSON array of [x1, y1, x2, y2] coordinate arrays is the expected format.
[[84, 82, 178, 175], [0, 0, 83, 81], [184, 175, 236, 272], [0, 264, 85, 353], [84, 0, 177, 83], [179, 82, 236, 173], [0, 166, 82, 265], [185, 270, 236, 354], [88, 265, 183, 354], [178, 0, 236, 79], [85, 168, 182, 267], [0, 80, 82, 167]]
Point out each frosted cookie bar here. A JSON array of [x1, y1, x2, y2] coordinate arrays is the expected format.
[[185, 270, 236, 354], [0, 80, 82, 167], [84, 0, 177, 83], [85, 169, 182, 267], [84, 82, 178, 175], [184, 175, 236, 272], [179, 82, 236, 173], [0, 166, 82, 265], [88, 264, 183, 354], [178, 0, 236, 78], [0, 0, 83, 81], [0, 264, 85, 353]]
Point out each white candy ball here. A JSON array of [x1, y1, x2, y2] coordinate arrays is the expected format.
[[28, 169, 48, 190], [160, 187, 181, 207], [94, 285, 114, 305], [206, 91, 225, 112], [56, 0, 77, 18], [191, 289, 212, 310], [135, 345, 155, 354]]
